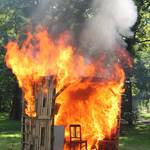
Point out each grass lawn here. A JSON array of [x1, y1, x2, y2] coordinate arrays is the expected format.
[[0, 113, 21, 150], [119, 124, 150, 150], [119, 112, 150, 150], [139, 112, 150, 120], [0, 112, 150, 150]]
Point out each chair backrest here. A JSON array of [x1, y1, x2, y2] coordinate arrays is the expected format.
[[69, 124, 82, 141]]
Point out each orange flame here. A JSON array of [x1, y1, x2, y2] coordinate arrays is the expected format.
[[55, 64, 125, 149], [5, 26, 127, 149], [5, 27, 95, 117]]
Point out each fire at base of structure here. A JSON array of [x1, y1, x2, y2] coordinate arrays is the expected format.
[[22, 76, 122, 150]]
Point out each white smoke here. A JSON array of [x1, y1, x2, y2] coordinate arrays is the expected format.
[[80, 0, 137, 51], [31, 0, 137, 52], [32, 0, 62, 25]]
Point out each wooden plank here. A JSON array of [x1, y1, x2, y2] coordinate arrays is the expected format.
[[22, 76, 56, 150]]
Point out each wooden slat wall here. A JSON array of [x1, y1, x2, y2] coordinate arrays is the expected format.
[[22, 76, 56, 150]]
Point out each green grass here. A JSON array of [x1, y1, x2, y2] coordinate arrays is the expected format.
[[119, 112, 150, 150], [0, 113, 21, 150], [119, 124, 150, 150], [0, 112, 150, 150], [139, 112, 150, 120]]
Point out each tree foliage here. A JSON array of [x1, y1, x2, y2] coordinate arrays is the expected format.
[[131, 0, 150, 111], [0, 0, 149, 118], [0, 0, 34, 117]]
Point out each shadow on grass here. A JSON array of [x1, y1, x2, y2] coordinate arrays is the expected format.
[[119, 123, 150, 150], [0, 113, 21, 132]]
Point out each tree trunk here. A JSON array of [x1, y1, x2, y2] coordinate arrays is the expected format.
[[0, 97, 2, 112], [125, 78, 133, 126], [9, 84, 22, 120]]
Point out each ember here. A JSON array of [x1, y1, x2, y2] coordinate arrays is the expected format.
[[5, 27, 129, 149]]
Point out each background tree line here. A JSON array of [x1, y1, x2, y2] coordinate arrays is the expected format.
[[0, 0, 149, 120]]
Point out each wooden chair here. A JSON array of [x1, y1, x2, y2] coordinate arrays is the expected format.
[[69, 124, 87, 150]]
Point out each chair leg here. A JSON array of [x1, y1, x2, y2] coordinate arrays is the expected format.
[[80, 143, 82, 150], [86, 142, 87, 150], [70, 143, 74, 150], [70, 144, 71, 150], [82, 142, 87, 150]]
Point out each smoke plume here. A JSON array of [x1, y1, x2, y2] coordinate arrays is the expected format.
[[31, 0, 137, 53], [80, 0, 137, 52]]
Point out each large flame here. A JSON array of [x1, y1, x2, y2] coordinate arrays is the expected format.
[[5, 26, 128, 149], [56, 64, 125, 149], [5, 27, 95, 117]]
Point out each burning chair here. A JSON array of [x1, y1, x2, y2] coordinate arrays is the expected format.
[[66, 124, 87, 150]]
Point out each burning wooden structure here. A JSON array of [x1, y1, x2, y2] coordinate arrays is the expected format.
[[21, 76, 121, 150], [5, 28, 129, 150], [22, 76, 56, 150]]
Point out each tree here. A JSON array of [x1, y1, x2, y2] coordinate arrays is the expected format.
[[127, 0, 150, 112], [0, 0, 37, 119]]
